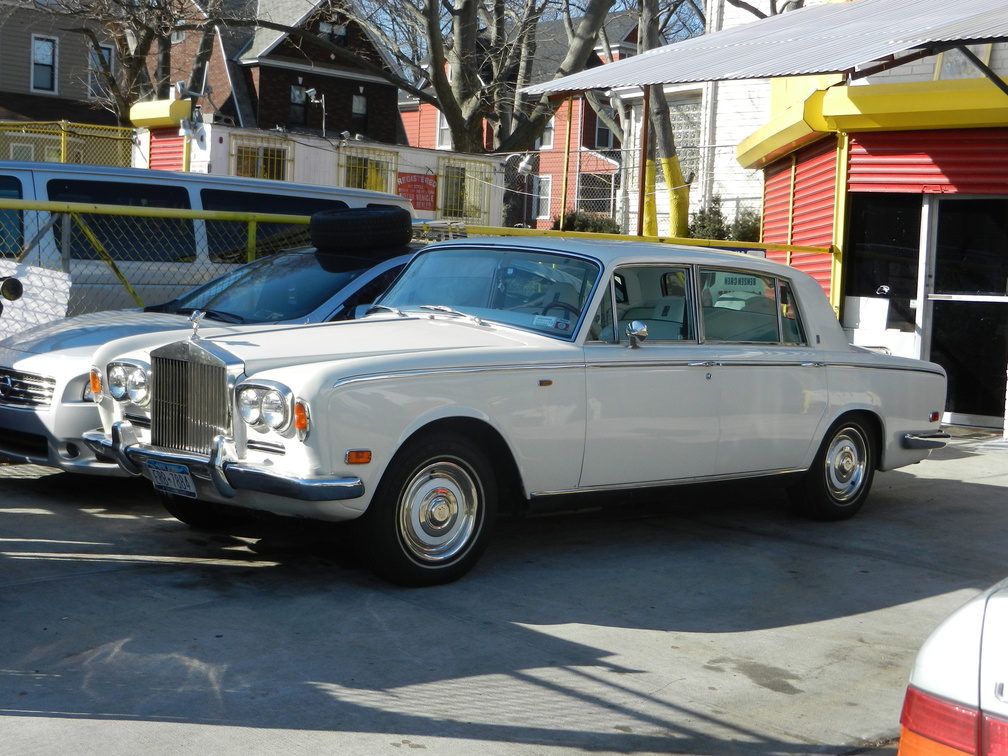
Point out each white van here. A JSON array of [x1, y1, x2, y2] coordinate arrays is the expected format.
[[0, 161, 414, 314]]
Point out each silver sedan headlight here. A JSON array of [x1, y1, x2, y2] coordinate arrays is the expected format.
[[106, 361, 151, 406], [236, 382, 293, 431]]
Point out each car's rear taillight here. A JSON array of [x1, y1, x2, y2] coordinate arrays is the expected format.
[[899, 686, 1008, 756], [982, 713, 1008, 756], [900, 686, 978, 754]]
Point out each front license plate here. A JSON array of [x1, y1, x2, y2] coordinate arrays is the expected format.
[[147, 460, 197, 498]]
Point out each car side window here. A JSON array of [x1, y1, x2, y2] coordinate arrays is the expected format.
[[590, 266, 694, 342], [699, 268, 807, 345]]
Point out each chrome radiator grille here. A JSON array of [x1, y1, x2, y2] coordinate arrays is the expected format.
[[150, 342, 231, 455], [0, 368, 56, 407]]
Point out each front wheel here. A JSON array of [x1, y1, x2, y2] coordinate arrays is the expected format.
[[789, 417, 876, 521], [359, 432, 497, 587]]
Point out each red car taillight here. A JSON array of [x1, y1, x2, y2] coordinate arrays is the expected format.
[[899, 686, 1008, 756]]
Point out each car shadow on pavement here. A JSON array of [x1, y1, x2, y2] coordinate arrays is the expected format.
[[1, 458, 1005, 754]]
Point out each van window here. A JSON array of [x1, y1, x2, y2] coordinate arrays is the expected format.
[[200, 188, 349, 261], [0, 176, 23, 259], [46, 179, 194, 262]]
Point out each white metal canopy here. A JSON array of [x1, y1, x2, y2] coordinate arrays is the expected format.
[[521, 0, 1008, 95]]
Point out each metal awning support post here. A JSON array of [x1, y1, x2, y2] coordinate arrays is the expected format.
[[635, 86, 651, 237]]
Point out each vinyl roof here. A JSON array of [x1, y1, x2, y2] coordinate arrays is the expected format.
[[521, 0, 1008, 95]]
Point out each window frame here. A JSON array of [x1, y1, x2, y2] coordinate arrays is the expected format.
[[31, 35, 58, 94]]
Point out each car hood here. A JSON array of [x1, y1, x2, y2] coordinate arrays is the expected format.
[[198, 314, 567, 375], [0, 311, 190, 358], [0, 310, 251, 376]]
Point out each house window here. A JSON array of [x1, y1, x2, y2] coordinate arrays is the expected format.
[[319, 21, 347, 46], [289, 86, 307, 127], [351, 94, 368, 134], [233, 138, 290, 181], [595, 107, 614, 149], [170, 23, 186, 44], [342, 147, 397, 193], [533, 175, 552, 219], [88, 45, 113, 99], [32, 36, 57, 93], [436, 111, 452, 149], [9, 144, 34, 161], [437, 158, 493, 223], [578, 173, 617, 215], [536, 117, 554, 150]]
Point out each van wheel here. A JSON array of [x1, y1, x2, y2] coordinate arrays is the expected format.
[[789, 417, 876, 521], [310, 206, 413, 252], [357, 432, 497, 587], [159, 493, 251, 530]]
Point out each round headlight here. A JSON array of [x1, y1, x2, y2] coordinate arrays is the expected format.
[[260, 390, 287, 429], [108, 364, 128, 401], [237, 388, 262, 425], [126, 368, 149, 405]]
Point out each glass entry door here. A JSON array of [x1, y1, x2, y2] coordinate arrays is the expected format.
[[927, 198, 1008, 427]]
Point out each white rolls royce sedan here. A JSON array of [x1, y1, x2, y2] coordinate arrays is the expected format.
[[84, 237, 948, 586]]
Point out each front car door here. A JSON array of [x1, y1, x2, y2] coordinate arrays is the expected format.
[[581, 264, 721, 489]]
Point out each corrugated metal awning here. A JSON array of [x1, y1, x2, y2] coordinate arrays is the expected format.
[[521, 0, 1008, 95]]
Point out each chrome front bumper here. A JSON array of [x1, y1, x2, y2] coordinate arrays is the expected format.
[[82, 421, 365, 502], [902, 431, 950, 450]]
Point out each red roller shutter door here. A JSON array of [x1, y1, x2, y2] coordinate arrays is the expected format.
[[149, 129, 186, 171], [848, 128, 1008, 195], [762, 137, 837, 297]]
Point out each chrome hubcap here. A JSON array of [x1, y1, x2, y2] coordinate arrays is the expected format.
[[824, 428, 868, 502], [399, 460, 479, 563]]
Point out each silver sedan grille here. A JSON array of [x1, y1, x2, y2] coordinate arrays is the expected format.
[[150, 341, 231, 455], [0, 368, 56, 407]]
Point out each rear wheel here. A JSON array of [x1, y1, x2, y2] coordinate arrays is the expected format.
[[789, 417, 876, 521], [159, 493, 252, 530], [358, 431, 497, 587]]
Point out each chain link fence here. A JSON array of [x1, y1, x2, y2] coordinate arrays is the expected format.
[[501, 143, 763, 237], [0, 122, 134, 167], [0, 199, 313, 316]]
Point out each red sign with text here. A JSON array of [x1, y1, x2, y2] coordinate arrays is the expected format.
[[397, 173, 437, 212]]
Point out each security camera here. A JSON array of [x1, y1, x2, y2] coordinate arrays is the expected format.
[[340, 130, 351, 140], [305, 88, 317, 98]]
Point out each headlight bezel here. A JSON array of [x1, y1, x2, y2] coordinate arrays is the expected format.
[[236, 380, 295, 432], [105, 360, 151, 406]]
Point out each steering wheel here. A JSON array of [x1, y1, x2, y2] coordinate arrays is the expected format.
[[542, 301, 581, 318]]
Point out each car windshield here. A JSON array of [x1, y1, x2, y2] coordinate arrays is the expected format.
[[146, 250, 387, 323], [376, 246, 601, 339]]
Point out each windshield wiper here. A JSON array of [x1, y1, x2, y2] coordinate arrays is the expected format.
[[420, 305, 485, 325], [365, 304, 408, 317], [172, 307, 245, 324]]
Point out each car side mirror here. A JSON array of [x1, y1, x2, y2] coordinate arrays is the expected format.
[[626, 320, 648, 349]]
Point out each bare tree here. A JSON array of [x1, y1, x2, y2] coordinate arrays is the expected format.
[[31, 0, 208, 124]]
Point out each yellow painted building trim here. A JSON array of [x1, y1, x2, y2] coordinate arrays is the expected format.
[[821, 77, 1008, 132], [737, 90, 830, 170], [830, 132, 851, 312], [739, 77, 1008, 169], [129, 99, 192, 128]]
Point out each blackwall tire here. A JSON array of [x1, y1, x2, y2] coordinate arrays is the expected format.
[[358, 431, 497, 587], [789, 417, 876, 522], [309, 206, 413, 252]]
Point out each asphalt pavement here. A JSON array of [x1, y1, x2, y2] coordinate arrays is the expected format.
[[1, 428, 1006, 755]]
